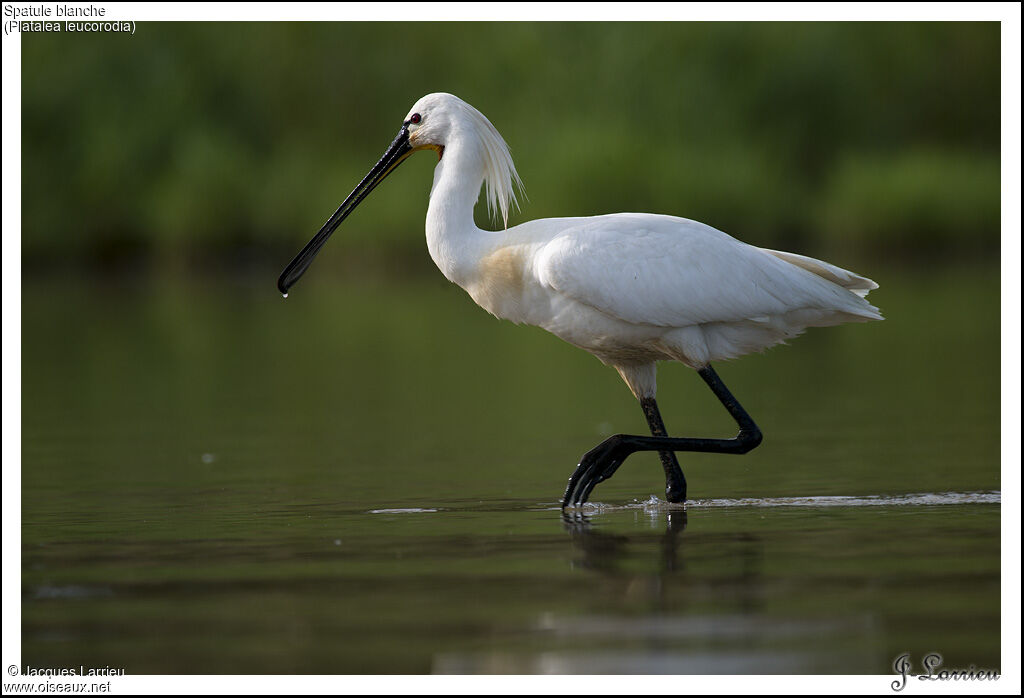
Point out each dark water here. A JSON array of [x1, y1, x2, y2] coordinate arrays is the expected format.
[[20, 266, 1001, 674]]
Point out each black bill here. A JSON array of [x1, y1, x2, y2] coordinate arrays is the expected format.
[[277, 125, 414, 295]]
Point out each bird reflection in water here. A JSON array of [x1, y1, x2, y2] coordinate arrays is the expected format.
[[560, 507, 764, 616]]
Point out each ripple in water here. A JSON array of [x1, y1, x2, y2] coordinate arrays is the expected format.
[[368, 507, 440, 514], [639, 490, 1001, 510]]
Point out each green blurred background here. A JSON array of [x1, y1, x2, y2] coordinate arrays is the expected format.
[[20, 22, 1003, 675], [22, 22, 1000, 276]]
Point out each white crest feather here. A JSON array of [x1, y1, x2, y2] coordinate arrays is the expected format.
[[460, 101, 524, 229]]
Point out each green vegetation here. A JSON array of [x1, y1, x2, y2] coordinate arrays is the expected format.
[[20, 21, 1003, 675], [21, 22, 1000, 273]]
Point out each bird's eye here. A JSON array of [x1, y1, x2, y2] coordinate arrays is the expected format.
[[410, 113, 422, 124]]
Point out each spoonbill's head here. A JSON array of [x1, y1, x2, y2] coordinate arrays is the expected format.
[[277, 93, 521, 296], [402, 92, 457, 155]]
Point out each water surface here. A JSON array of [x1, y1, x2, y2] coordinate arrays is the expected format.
[[21, 267, 1001, 673]]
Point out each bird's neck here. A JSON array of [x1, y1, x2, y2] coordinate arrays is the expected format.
[[425, 137, 489, 285]]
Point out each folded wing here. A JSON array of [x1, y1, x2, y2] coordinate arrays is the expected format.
[[535, 213, 881, 329]]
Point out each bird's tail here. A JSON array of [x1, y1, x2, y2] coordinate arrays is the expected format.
[[763, 249, 879, 299]]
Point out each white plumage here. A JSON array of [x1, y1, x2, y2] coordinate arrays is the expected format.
[[408, 93, 881, 399], [279, 92, 882, 506]]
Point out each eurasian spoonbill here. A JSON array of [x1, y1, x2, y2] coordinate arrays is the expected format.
[[278, 93, 883, 508]]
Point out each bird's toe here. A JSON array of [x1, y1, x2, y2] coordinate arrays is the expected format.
[[561, 437, 631, 507]]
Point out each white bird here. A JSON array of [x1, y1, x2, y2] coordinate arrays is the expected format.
[[279, 93, 882, 508]]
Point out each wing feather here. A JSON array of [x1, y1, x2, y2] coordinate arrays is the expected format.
[[534, 214, 879, 328]]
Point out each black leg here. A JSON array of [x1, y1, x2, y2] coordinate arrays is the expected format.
[[641, 397, 687, 503], [561, 365, 763, 508]]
